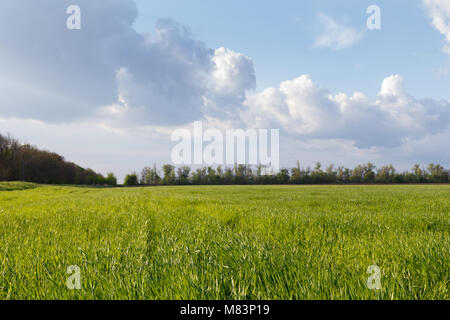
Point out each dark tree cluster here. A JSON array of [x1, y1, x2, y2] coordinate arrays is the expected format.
[[131, 161, 449, 186], [0, 134, 116, 185]]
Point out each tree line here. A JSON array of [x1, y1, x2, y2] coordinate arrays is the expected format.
[[1, 133, 448, 187], [124, 162, 449, 186], [0, 134, 117, 185]]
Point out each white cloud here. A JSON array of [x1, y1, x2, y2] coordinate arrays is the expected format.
[[423, 0, 450, 55], [201, 47, 256, 121], [211, 47, 256, 98], [314, 13, 365, 50], [241, 74, 450, 148], [0, 1, 255, 126]]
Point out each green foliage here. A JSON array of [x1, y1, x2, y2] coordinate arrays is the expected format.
[[427, 163, 449, 183], [139, 162, 450, 186], [105, 173, 118, 186], [123, 173, 139, 186], [0, 185, 448, 299], [0, 133, 106, 185], [140, 165, 160, 186], [162, 164, 176, 185]]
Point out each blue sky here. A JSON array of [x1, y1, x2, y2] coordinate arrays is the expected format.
[[134, 0, 450, 100], [0, 0, 449, 181]]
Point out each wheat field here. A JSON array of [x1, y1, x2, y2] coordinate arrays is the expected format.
[[0, 182, 448, 300]]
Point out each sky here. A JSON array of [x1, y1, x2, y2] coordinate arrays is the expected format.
[[134, 0, 450, 100], [0, 0, 449, 181]]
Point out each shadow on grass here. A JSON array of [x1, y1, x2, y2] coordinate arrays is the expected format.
[[0, 181, 39, 191]]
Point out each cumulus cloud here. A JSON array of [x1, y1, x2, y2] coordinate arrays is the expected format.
[[423, 0, 450, 55], [210, 47, 256, 98], [240, 74, 450, 148], [0, 1, 255, 126], [314, 13, 365, 50], [201, 47, 256, 121]]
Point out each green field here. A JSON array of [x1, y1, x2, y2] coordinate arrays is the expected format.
[[0, 182, 448, 300]]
